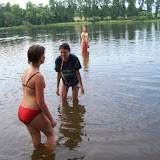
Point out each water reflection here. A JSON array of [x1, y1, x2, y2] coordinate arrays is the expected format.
[[31, 144, 55, 160], [0, 22, 159, 46], [57, 100, 86, 150], [82, 51, 89, 72]]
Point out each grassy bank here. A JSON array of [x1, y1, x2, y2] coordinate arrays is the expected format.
[[95, 19, 160, 24], [0, 21, 91, 31], [0, 19, 160, 31]]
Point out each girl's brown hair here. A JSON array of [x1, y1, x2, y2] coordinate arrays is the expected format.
[[59, 43, 70, 52], [27, 45, 45, 64]]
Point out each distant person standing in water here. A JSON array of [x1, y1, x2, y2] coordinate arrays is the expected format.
[[18, 45, 57, 149], [55, 43, 84, 101], [81, 26, 89, 52]]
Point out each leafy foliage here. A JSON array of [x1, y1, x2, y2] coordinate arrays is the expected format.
[[0, 0, 159, 27]]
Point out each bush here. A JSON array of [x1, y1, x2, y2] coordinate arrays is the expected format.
[[138, 11, 153, 20], [131, 16, 139, 21], [148, 12, 154, 20], [104, 16, 112, 21], [22, 21, 33, 28], [139, 16, 148, 21], [117, 16, 125, 20], [76, 20, 81, 22], [90, 16, 101, 23]]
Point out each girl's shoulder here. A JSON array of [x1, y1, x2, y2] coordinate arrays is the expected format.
[[55, 55, 62, 63], [70, 53, 78, 58], [69, 53, 79, 61], [56, 55, 62, 60]]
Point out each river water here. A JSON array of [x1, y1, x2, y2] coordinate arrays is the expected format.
[[0, 22, 160, 160]]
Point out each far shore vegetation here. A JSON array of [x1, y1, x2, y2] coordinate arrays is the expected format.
[[0, 19, 159, 31], [0, 0, 160, 30]]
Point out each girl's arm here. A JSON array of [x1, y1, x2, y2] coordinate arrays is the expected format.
[[35, 74, 57, 128], [76, 70, 84, 95], [56, 72, 61, 96]]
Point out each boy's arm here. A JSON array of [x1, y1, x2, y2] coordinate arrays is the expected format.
[[87, 33, 89, 47], [76, 70, 84, 95], [56, 72, 61, 96], [81, 33, 85, 41]]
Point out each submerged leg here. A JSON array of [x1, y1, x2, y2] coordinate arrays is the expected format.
[[72, 86, 79, 100], [27, 113, 56, 148], [61, 83, 69, 101]]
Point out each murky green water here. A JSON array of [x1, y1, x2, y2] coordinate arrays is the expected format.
[[0, 22, 160, 160]]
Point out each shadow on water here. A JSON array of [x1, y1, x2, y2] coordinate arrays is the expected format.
[[57, 100, 86, 150]]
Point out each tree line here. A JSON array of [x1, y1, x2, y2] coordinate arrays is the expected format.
[[0, 0, 160, 28]]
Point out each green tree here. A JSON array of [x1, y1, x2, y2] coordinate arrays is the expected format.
[[145, 0, 154, 12], [40, 5, 53, 24], [155, 0, 160, 18], [120, 0, 126, 18], [25, 2, 37, 25], [55, 1, 66, 22], [36, 4, 44, 25], [5, 2, 11, 12], [91, 0, 100, 17], [4, 12, 13, 27], [83, 5, 91, 20], [100, 0, 111, 18], [138, 10, 153, 19], [0, 4, 5, 27], [126, 0, 138, 17], [83, 0, 92, 20], [4, 2, 12, 27], [111, 0, 121, 19], [11, 4, 24, 26], [76, 0, 84, 20], [49, 0, 57, 22], [66, 0, 77, 21], [138, 0, 145, 11]]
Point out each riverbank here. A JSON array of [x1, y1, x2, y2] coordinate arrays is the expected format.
[[0, 19, 160, 31]]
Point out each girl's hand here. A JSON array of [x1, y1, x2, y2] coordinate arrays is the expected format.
[[56, 88, 60, 96], [81, 87, 84, 95]]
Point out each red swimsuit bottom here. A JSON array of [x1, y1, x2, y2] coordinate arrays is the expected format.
[[18, 105, 42, 125]]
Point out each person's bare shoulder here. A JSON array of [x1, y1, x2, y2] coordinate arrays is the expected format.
[[35, 73, 45, 84]]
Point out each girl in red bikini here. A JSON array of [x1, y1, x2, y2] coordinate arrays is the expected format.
[[18, 45, 57, 149], [81, 26, 89, 52]]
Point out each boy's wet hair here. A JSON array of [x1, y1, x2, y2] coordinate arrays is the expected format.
[[28, 45, 45, 64], [59, 43, 70, 52]]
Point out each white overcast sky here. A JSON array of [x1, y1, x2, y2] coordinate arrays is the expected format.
[[0, 0, 49, 8], [0, 0, 146, 10]]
